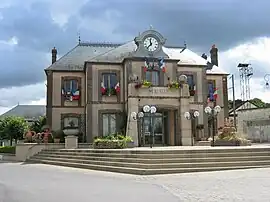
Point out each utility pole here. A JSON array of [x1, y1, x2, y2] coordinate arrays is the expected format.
[[231, 74, 237, 129], [228, 74, 237, 129]]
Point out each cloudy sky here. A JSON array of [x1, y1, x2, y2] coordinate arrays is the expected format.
[[0, 0, 270, 114]]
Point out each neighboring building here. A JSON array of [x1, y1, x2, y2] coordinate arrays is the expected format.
[[0, 104, 46, 146], [0, 104, 46, 124], [237, 107, 270, 142], [228, 100, 259, 126], [45, 29, 229, 146]]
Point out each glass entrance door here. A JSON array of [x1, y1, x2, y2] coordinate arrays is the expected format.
[[141, 113, 164, 146]]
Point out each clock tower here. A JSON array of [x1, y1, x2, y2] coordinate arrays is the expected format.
[[132, 29, 169, 58]]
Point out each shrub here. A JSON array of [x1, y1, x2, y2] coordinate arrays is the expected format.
[[216, 126, 248, 144], [0, 146, 16, 154], [93, 133, 133, 149]]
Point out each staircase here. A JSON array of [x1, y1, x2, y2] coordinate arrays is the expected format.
[[28, 147, 270, 175]]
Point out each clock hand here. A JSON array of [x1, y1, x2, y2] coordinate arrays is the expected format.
[[147, 39, 152, 49]]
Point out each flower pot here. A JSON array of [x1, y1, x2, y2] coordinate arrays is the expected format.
[[214, 139, 240, 146], [141, 85, 150, 88], [63, 129, 79, 136]]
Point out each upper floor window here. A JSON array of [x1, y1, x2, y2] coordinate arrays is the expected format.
[[63, 116, 79, 129], [63, 79, 78, 93], [101, 73, 119, 96], [145, 70, 160, 86], [208, 80, 216, 101], [62, 78, 80, 101], [186, 75, 196, 96]]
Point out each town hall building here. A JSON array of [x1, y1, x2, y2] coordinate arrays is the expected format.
[[45, 29, 229, 146]]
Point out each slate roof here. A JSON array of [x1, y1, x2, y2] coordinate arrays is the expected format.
[[90, 41, 137, 63], [46, 42, 122, 71], [46, 40, 228, 75], [0, 105, 46, 120]]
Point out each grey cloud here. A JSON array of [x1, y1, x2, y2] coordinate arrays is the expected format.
[[80, 0, 270, 51], [0, 0, 270, 90], [0, 47, 47, 88], [0, 82, 45, 107]]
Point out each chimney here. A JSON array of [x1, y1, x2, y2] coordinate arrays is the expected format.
[[210, 44, 218, 66], [52, 47, 57, 64]]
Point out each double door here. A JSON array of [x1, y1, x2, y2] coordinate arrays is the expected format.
[[140, 112, 165, 146]]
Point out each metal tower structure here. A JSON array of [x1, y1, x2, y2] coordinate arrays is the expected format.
[[238, 63, 253, 108]]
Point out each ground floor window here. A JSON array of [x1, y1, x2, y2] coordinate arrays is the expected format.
[[102, 113, 117, 136]]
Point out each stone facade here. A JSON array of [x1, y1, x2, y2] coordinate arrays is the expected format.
[[44, 29, 229, 146]]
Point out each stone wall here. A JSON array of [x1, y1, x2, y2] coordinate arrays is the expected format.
[[237, 108, 270, 142]]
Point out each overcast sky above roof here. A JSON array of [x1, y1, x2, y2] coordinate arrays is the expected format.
[[0, 0, 270, 114]]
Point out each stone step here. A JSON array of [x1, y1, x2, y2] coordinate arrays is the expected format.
[[41, 147, 270, 154], [28, 158, 268, 175], [38, 151, 270, 159], [36, 153, 270, 164], [30, 156, 270, 169]]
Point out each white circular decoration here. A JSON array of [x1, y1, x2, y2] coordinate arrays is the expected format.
[[130, 112, 137, 120], [143, 105, 151, 113], [193, 111, 200, 117], [138, 112, 144, 118], [214, 105, 221, 113], [150, 106, 157, 113], [204, 106, 212, 114], [184, 111, 191, 120]]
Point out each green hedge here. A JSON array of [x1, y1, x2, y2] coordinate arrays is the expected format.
[[0, 146, 16, 154], [93, 134, 133, 149]]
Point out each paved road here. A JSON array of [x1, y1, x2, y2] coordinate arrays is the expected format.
[[0, 162, 270, 202]]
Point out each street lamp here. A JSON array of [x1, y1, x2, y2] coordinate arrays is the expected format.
[[184, 110, 200, 146], [131, 105, 157, 148], [204, 105, 221, 146], [264, 74, 270, 88]]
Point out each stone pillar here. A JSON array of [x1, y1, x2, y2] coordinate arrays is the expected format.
[[126, 83, 139, 146], [126, 97, 139, 146], [65, 136, 78, 149], [180, 83, 193, 146]]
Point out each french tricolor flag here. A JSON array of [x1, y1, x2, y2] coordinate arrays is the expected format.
[[72, 90, 80, 100], [115, 82, 120, 93]]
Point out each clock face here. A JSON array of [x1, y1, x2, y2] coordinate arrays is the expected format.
[[143, 37, 159, 52]]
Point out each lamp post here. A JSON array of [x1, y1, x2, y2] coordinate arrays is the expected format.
[[184, 110, 200, 146], [131, 105, 157, 148], [204, 105, 221, 146]]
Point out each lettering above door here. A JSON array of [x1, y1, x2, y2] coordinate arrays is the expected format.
[[149, 87, 168, 94]]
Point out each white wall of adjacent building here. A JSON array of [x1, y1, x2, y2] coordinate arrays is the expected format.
[[237, 108, 270, 142]]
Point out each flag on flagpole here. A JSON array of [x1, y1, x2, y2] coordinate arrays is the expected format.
[[159, 58, 166, 72], [72, 90, 80, 100], [213, 88, 218, 100], [144, 57, 149, 72], [101, 82, 106, 94], [114, 82, 120, 93]]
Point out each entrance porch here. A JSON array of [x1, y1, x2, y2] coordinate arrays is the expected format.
[[138, 110, 178, 147]]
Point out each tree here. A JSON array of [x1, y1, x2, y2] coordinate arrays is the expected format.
[[29, 116, 47, 133], [228, 98, 270, 109], [0, 116, 29, 146]]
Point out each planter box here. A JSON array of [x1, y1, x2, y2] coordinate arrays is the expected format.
[[213, 140, 240, 146], [94, 141, 126, 149], [127, 141, 135, 148]]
